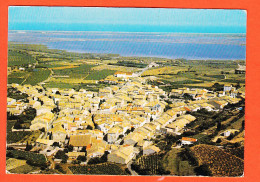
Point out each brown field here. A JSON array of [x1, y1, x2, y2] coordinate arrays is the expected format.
[[190, 144, 244, 177]]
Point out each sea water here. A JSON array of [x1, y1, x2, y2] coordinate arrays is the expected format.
[[8, 31, 246, 60]]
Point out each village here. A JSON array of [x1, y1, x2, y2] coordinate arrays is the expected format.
[[6, 68, 245, 174]]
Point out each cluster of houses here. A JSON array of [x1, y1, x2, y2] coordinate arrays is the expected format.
[[7, 77, 244, 165]]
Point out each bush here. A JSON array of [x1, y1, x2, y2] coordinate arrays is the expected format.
[[194, 164, 212, 176], [55, 164, 66, 174], [77, 155, 87, 162], [55, 150, 68, 163], [7, 150, 46, 165]]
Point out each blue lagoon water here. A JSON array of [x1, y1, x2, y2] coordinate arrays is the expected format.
[[8, 31, 246, 60]]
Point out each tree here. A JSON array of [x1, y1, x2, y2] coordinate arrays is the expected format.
[[39, 127, 45, 132], [67, 145, 73, 152], [241, 120, 245, 130], [86, 125, 93, 130], [211, 83, 224, 92], [125, 129, 131, 135], [52, 142, 60, 147], [216, 138, 222, 143], [183, 93, 194, 101], [217, 122, 222, 131], [194, 164, 212, 176], [227, 133, 235, 140], [80, 146, 86, 152], [25, 141, 32, 151], [49, 132, 53, 140], [14, 122, 22, 129], [77, 155, 87, 162], [235, 83, 241, 89]]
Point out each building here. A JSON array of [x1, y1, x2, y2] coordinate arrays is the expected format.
[[235, 64, 246, 74], [69, 134, 92, 151], [181, 137, 197, 145], [107, 146, 135, 164], [224, 84, 233, 92], [49, 124, 67, 143], [114, 71, 133, 78], [67, 152, 86, 160], [143, 145, 160, 155]]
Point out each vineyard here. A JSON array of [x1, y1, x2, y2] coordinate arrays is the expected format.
[[190, 144, 244, 177], [224, 146, 244, 160], [69, 163, 128, 175], [136, 154, 160, 174], [131, 154, 170, 175]]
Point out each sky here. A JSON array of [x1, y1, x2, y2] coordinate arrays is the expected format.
[[8, 7, 247, 33]]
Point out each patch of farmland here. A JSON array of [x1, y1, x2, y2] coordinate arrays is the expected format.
[[50, 65, 79, 70], [92, 64, 140, 72], [9, 163, 39, 174], [23, 69, 51, 85], [85, 69, 116, 80], [52, 64, 95, 78], [205, 74, 226, 79], [224, 146, 244, 160], [190, 144, 244, 177], [69, 163, 128, 175], [8, 50, 36, 66], [6, 121, 32, 144], [142, 67, 185, 76], [6, 158, 27, 171]]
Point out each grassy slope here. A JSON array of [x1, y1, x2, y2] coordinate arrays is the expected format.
[[162, 148, 195, 176]]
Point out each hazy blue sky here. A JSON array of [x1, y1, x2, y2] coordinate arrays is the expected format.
[[8, 7, 247, 33]]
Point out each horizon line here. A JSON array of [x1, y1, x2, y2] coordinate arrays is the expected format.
[[8, 30, 247, 34]]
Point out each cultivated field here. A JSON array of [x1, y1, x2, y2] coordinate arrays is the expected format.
[[190, 144, 244, 177]]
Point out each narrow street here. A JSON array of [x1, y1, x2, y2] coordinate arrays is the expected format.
[[127, 161, 138, 176]]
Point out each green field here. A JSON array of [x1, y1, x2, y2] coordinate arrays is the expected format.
[[8, 68, 51, 85], [162, 148, 195, 176], [85, 69, 116, 80], [52, 64, 95, 78], [23, 69, 51, 85], [8, 50, 37, 67]]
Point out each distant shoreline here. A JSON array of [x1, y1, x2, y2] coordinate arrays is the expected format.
[[8, 30, 247, 35]]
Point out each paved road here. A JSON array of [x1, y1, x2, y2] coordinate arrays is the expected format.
[[127, 161, 138, 176]]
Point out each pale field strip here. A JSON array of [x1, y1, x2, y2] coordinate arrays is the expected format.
[[50, 65, 79, 70], [48, 77, 96, 84], [77, 59, 101, 64], [6, 158, 27, 171], [91, 64, 141, 72]]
